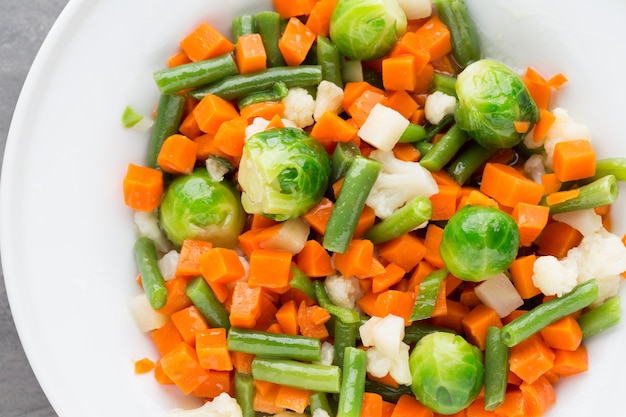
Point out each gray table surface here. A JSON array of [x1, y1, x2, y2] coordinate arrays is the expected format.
[[1, 1, 68, 416]]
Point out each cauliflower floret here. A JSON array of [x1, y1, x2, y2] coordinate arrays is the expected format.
[[128, 293, 168, 332], [314, 80, 344, 121], [282, 87, 315, 128], [324, 274, 364, 309], [366, 150, 439, 218], [543, 107, 591, 168], [245, 117, 297, 139], [134, 210, 172, 253], [366, 347, 393, 378], [319, 341, 335, 366], [532, 256, 578, 297], [424, 91, 456, 125], [168, 393, 242, 417], [158, 250, 180, 281], [523, 153, 547, 184], [388, 343, 412, 385], [552, 209, 603, 237]]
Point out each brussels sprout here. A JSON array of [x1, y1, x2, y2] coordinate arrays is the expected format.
[[159, 168, 246, 248], [409, 332, 484, 415], [455, 59, 539, 149], [238, 127, 331, 221], [329, 0, 407, 61], [439, 205, 520, 282]]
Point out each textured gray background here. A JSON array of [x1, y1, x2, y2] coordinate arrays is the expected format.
[[1, 0, 68, 416]]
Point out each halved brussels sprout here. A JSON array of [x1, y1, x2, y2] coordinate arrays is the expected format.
[[455, 59, 539, 149], [159, 168, 246, 248], [237, 127, 331, 221]]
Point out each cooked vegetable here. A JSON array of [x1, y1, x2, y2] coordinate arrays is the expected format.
[[455, 59, 539, 149], [336, 347, 367, 417], [152, 54, 238, 94], [147, 93, 186, 168], [251, 358, 342, 393], [329, 0, 407, 61], [185, 277, 231, 329], [227, 327, 322, 362], [483, 326, 509, 410], [133, 236, 168, 310], [238, 127, 330, 221], [433, 0, 482, 67], [159, 168, 246, 248], [541, 174, 618, 214], [409, 332, 484, 415], [440, 205, 520, 281], [578, 296, 621, 339]]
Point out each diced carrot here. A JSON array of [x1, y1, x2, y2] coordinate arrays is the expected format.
[[296, 239, 335, 277], [531, 108, 556, 143], [334, 239, 374, 277], [179, 111, 203, 139], [551, 344, 588, 377], [414, 63, 435, 94], [511, 202, 550, 247], [302, 196, 334, 235], [374, 290, 415, 325], [357, 292, 380, 318], [273, 0, 316, 18], [177, 239, 213, 277], [250, 214, 279, 230], [461, 304, 502, 351], [540, 173, 562, 195], [232, 351, 255, 375], [480, 163, 545, 207], [180, 22, 234, 62], [248, 249, 293, 290], [508, 334, 555, 384], [123, 163, 163, 212], [392, 142, 421, 162], [305, 0, 337, 37], [424, 223, 446, 269], [193, 93, 240, 135], [342, 81, 386, 110], [274, 385, 311, 414], [346, 88, 387, 127], [213, 116, 248, 157], [536, 221, 583, 258], [361, 392, 384, 417], [430, 185, 461, 221], [134, 357, 156, 374], [265, 113, 286, 130], [157, 134, 199, 175], [540, 315, 583, 351], [519, 376, 556, 417], [229, 281, 263, 328], [151, 320, 184, 356], [254, 293, 279, 331], [154, 360, 174, 385], [170, 305, 210, 346], [459, 283, 481, 308], [159, 342, 209, 394], [200, 247, 246, 284], [297, 302, 330, 339], [240, 101, 286, 121], [546, 189, 581, 208], [310, 111, 359, 144], [168, 50, 192, 68], [509, 254, 541, 299], [458, 189, 498, 209], [381, 401, 396, 417], [382, 55, 417, 91], [278, 17, 316, 66], [513, 120, 531, 134], [390, 393, 434, 417], [192, 369, 233, 398], [196, 328, 233, 371], [466, 398, 496, 417], [156, 276, 194, 316], [372, 263, 406, 293], [235, 33, 267, 74], [494, 389, 526, 417], [414, 15, 452, 61], [523, 68, 552, 110], [389, 31, 431, 73], [431, 299, 470, 334], [254, 382, 285, 414], [275, 299, 299, 335], [383, 90, 419, 120], [552, 139, 596, 182], [237, 228, 266, 258]]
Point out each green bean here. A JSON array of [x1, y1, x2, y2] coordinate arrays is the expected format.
[[500, 279, 599, 347], [317, 35, 343, 88], [584, 158, 626, 183], [541, 175, 618, 214], [410, 268, 449, 321], [364, 196, 433, 244], [483, 326, 509, 410], [330, 142, 361, 185], [147, 93, 186, 168], [289, 265, 317, 301], [310, 392, 336, 417], [578, 296, 621, 339], [337, 347, 367, 417], [255, 11, 286, 67], [152, 54, 238, 94], [447, 141, 498, 185], [237, 80, 289, 108], [334, 320, 358, 368], [133, 237, 168, 310], [403, 322, 455, 344], [420, 124, 469, 172], [185, 277, 231, 329], [424, 113, 455, 142], [251, 358, 342, 393], [323, 156, 382, 253], [398, 123, 427, 143], [227, 327, 322, 362], [364, 379, 412, 403], [415, 140, 434, 156], [313, 280, 361, 324], [433, 0, 482, 68], [431, 73, 457, 97], [232, 14, 257, 43], [234, 372, 256, 417], [189, 65, 323, 100]]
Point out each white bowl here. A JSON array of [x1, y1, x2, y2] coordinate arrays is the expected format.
[[1, 0, 625, 416]]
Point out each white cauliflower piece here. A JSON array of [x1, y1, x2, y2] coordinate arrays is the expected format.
[[552, 209, 603, 237], [282, 87, 315, 128], [134, 210, 172, 253], [324, 274, 364, 309], [366, 150, 439, 219], [388, 343, 412, 385], [128, 293, 168, 332], [168, 393, 242, 417], [319, 341, 335, 366], [359, 316, 383, 347], [543, 107, 591, 168], [424, 91, 456, 125], [523, 153, 547, 184], [371, 315, 405, 358], [397, 0, 432, 19], [158, 250, 180, 281], [245, 117, 270, 139], [366, 347, 392, 378], [314, 80, 344, 121], [532, 256, 579, 297]]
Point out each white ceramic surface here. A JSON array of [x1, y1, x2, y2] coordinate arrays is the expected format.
[[1, 0, 624, 416]]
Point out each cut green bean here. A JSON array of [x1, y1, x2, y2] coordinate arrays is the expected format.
[[317, 35, 343, 88], [337, 347, 367, 417], [255, 11, 286, 68], [323, 156, 382, 253], [431, 73, 457, 97], [447, 141, 498, 185], [364, 196, 433, 244], [133, 237, 168, 310], [186, 277, 231, 329], [232, 14, 257, 43], [252, 357, 342, 393], [398, 123, 427, 143], [237, 80, 289, 108], [587, 158, 626, 182], [189, 65, 323, 100], [334, 320, 358, 368], [541, 175, 618, 214], [403, 322, 455, 344], [424, 113, 455, 142], [420, 124, 469, 172], [433, 0, 482, 68], [152, 54, 238, 94], [483, 326, 509, 410], [500, 279, 599, 347], [227, 327, 322, 362], [578, 296, 621, 339], [310, 392, 336, 417], [147, 93, 186, 168], [289, 265, 317, 301], [415, 141, 434, 156], [330, 142, 361, 185], [410, 268, 448, 321], [234, 372, 256, 417], [313, 280, 361, 324]]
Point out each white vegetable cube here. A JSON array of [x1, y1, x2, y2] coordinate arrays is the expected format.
[[475, 273, 524, 318], [553, 209, 603, 237], [128, 293, 169, 332], [397, 0, 432, 19], [358, 103, 410, 152], [371, 314, 405, 357], [424, 91, 456, 125], [359, 316, 383, 347]]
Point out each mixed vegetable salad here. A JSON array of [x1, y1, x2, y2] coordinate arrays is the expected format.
[[122, 0, 626, 416]]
